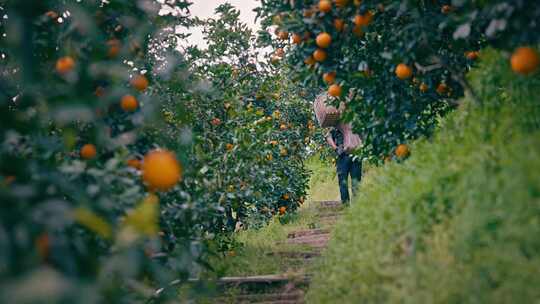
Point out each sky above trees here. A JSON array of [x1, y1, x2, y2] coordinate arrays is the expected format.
[[188, 0, 260, 48]]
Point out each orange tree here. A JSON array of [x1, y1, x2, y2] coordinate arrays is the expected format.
[[256, 0, 540, 162], [0, 0, 221, 302], [0, 1, 315, 301], [150, 4, 313, 235]]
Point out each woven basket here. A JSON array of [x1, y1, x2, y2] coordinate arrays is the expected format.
[[314, 93, 340, 127]]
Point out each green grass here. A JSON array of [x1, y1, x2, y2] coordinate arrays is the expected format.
[[209, 207, 316, 277], [306, 156, 340, 202], [306, 49, 540, 303]]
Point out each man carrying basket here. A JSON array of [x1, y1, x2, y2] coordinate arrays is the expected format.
[[326, 125, 361, 205], [314, 93, 362, 205]]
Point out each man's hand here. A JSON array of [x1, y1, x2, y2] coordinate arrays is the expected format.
[[326, 134, 338, 150]]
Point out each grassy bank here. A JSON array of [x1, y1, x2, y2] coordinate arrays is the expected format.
[[307, 49, 540, 303]]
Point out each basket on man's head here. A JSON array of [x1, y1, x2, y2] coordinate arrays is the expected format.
[[314, 92, 362, 153], [313, 92, 344, 127]]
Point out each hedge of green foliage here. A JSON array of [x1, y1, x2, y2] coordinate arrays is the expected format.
[[307, 49, 540, 303]]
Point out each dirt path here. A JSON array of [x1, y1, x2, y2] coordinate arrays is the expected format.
[[216, 201, 343, 303]]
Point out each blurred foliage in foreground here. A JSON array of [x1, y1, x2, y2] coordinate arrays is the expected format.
[[0, 1, 319, 302]]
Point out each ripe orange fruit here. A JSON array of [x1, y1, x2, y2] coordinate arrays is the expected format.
[[142, 150, 182, 191], [121, 95, 138, 112], [334, 19, 345, 32], [419, 83, 428, 93], [335, 0, 349, 8], [511, 47, 539, 75], [313, 49, 327, 62], [354, 11, 373, 27], [280, 124, 287, 131], [395, 144, 410, 158], [292, 33, 303, 44], [436, 83, 448, 95], [465, 51, 479, 60], [80, 144, 97, 160], [279, 206, 287, 215], [304, 56, 316, 66], [131, 75, 149, 92], [226, 143, 234, 151], [127, 158, 141, 170], [278, 31, 289, 40], [56, 56, 75, 74], [328, 84, 342, 97], [319, 0, 332, 13], [353, 0, 362, 6], [395, 63, 413, 80], [316, 32, 332, 48], [107, 39, 121, 58], [441, 5, 452, 14], [323, 71, 337, 84]]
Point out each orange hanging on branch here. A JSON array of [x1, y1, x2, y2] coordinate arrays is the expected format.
[[395, 63, 413, 80], [142, 150, 182, 192], [511, 47, 539, 75], [121, 95, 139, 112], [80, 144, 97, 160], [316, 32, 332, 48]]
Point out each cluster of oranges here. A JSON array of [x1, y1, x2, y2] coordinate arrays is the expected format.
[[55, 47, 181, 192], [274, 0, 539, 99], [56, 55, 149, 114], [274, 0, 374, 98], [271, 0, 539, 164]]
